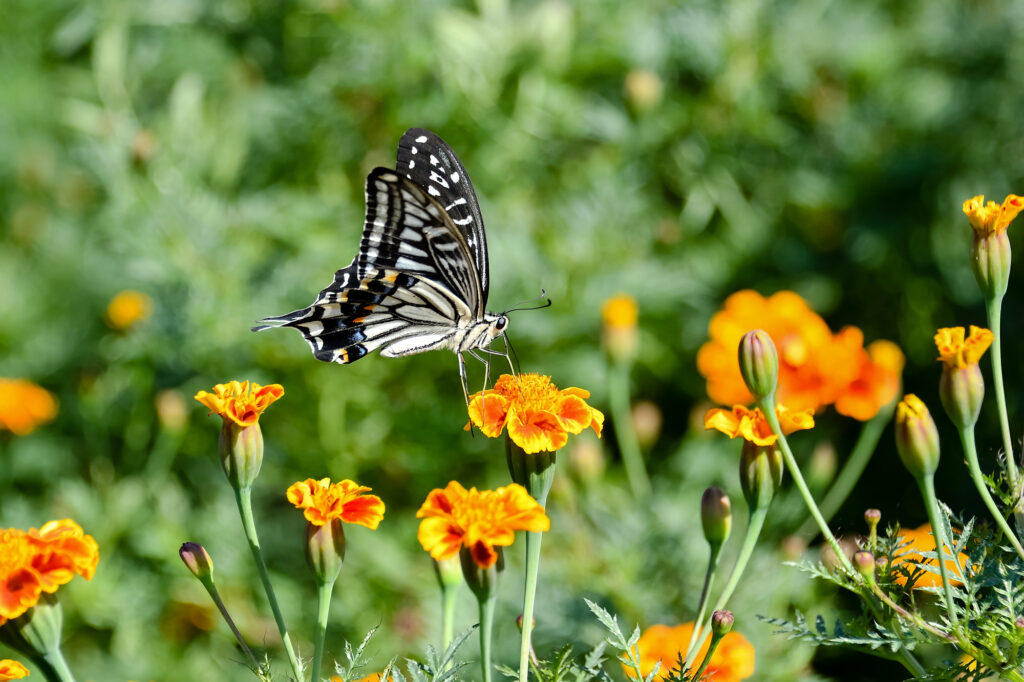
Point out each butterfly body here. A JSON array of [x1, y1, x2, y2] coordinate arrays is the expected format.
[[255, 131, 509, 392]]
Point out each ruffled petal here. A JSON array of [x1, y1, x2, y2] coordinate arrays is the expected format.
[[508, 408, 566, 454]]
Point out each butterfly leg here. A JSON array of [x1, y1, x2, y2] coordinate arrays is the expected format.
[[458, 352, 471, 407]]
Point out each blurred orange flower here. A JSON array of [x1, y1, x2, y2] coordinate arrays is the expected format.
[[467, 374, 603, 454], [890, 524, 970, 589], [697, 290, 901, 420], [105, 290, 153, 330], [626, 622, 754, 681], [934, 326, 992, 369], [601, 294, 638, 329], [704, 404, 814, 446], [963, 194, 1024, 235], [0, 379, 57, 436], [0, 660, 29, 680], [194, 380, 283, 427], [416, 481, 550, 569], [0, 519, 99, 625], [286, 478, 385, 529], [330, 675, 384, 682]]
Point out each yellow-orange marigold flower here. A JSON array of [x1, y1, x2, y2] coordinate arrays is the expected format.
[[286, 478, 385, 529], [963, 194, 1024, 235], [890, 524, 970, 589], [194, 380, 283, 427], [0, 660, 29, 681], [467, 374, 604, 454], [105, 290, 153, 330], [0, 379, 57, 436], [935, 326, 993, 369], [704, 404, 815, 446], [601, 294, 638, 329], [626, 622, 754, 681], [416, 481, 550, 569], [0, 519, 99, 625]]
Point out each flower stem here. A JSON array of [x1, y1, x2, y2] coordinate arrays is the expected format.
[[799, 405, 892, 536], [479, 594, 496, 682], [682, 545, 722, 664], [958, 426, 1024, 560], [608, 359, 651, 497], [986, 299, 1024, 533], [517, 459, 556, 682], [35, 647, 76, 682], [691, 631, 724, 682], [683, 506, 768, 671], [758, 399, 854, 575], [442, 581, 457, 651], [917, 474, 959, 627], [196, 570, 260, 671], [311, 578, 336, 682], [234, 485, 304, 681]]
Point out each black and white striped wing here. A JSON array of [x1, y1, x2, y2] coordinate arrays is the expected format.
[[397, 128, 488, 313], [253, 169, 481, 364]]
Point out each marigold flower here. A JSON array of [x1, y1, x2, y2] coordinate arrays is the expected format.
[[935, 326, 993, 369], [105, 290, 153, 330], [626, 622, 754, 681], [467, 374, 604, 454], [890, 524, 970, 589], [963, 194, 1024, 236], [0, 379, 57, 436], [416, 481, 550, 569], [601, 294, 638, 329], [286, 478, 385, 529], [703, 404, 814, 446], [0, 519, 99, 625], [834, 337, 905, 421], [894, 395, 940, 478], [194, 380, 283, 427], [0, 660, 29, 680]]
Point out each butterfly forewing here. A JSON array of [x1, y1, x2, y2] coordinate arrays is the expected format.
[[397, 128, 489, 310]]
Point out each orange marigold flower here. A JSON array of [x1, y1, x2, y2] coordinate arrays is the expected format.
[[286, 478, 385, 529], [935, 326, 993, 369], [0, 660, 29, 680], [963, 194, 1024, 236], [105, 290, 153, 330], [626, 622, 754, 681], [704, 404, 814, 446], [0, 519, 98, 625], [890, 524, 970, 589], [467, 374, 604, 454], [194, 380, 283, 427], [834, 338, 905, 421], [601, 294, 638, 329], [416, 481, 550, 569], [0, 379, 57, 436]]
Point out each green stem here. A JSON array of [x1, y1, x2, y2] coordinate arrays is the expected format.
[[986, 299, 1024, 533], [609, 359, 651, 498], [683, 507, 768, 671], [234, 486, 304, 681], [917, 475, 959, 627], [691, 631, 724, 682], [479, 595, 496, 682], [311, 578, 336, 682], [799, 406, 891, 536], [198, 574, 260, 671], [758, 398, 854, 575], [959, 426, 1024, 560], [442, 581, 457, 651], [682, 546, 722, 664], [36, 647, 76, 682], [518, 462, 556, 682]]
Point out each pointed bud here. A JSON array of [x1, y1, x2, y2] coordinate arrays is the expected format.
[[738, 330, 778, 401], [460, 546, 503, 603], [739, 441, 784, 510], [179, 542, 214, 580], [219, 421, 264, 490], [971, 230, 1011, 300], [711, 610, 734, 636], [939, 364, 985, 430], [894, 395, 940, 479], [305, 519, 346, 585], [864, 509, 881, 550], [701, 486, 732, 550]]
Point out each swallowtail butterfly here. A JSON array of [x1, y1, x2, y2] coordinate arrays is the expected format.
[[254, 128, 510, 397]]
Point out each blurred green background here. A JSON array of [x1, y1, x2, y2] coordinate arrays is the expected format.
[[3, 0, 1024, 679]]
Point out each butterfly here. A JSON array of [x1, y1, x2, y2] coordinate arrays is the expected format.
[[253, 128, 512, 399]]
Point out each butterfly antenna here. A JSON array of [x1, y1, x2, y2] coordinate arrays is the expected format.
[[502, 289, 552, 315], [504, 332, 522, 375]]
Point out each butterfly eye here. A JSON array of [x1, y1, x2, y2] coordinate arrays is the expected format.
[[495, 316, 508, 331]]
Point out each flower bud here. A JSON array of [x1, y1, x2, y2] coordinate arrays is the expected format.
[[971, 230, 1011, 300], [738, 330, 778, 401], [700, 486, 732, 550], [711, 610, 734, 636], [939, 364, 985, 430], [460, 545, 503, 603], [864, 509, 881, 549], [433, 555, 464, 589], [305, 519, 346, 585], [179, 542, 214, 580], [894, 395, 940, 479], [739, 441, 784, 510], [853, 550, 876, 583], [219, 421, 264, 490], [0, 593, 63, 661], [1016, 616, 1024, 629], [516, 614, 536, 634]]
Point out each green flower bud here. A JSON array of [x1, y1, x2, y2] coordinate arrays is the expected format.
[[738, 329, 778, 401], [305, 519, 346, 585], [864, 509, 881, 550], [0, 593, 63, 661], [700, 486, 732, 550], [939, 364, 985, 430], [853, 550, 876, 584], [179, 542, 214, 580], [739, 441, 784, 510], [460, 546, 503, 603], [219, 421, 264, 490], [971, 230, 1011, 300], [711, 610, 734, 636], [434, 554, 464, 589], [894, 395, 940, 479]]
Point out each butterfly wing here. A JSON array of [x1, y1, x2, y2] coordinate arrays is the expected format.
[[253, 169, 482, 364], [397, 128, 489, 314]]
